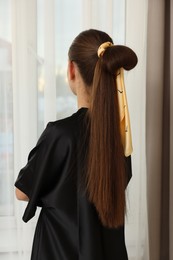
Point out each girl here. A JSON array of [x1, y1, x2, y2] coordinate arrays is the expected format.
[[15, 29, 137, 260]]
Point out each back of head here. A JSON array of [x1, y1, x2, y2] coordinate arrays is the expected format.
[[68, 29, 137, 85], [69, 29, 138, 228]]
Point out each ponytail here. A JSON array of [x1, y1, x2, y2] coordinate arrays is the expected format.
[[68, 29, 138, 228]]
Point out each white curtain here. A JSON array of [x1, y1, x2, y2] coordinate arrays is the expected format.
[[0, 0, 149, 259], [125, 0, 149, 259]]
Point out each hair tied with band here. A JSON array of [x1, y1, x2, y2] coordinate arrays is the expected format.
[[97, 42, 113, 57]]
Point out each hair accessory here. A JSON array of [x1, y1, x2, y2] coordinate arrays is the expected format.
[[97, 42, 113, 58], [116, 68, 133, 156]]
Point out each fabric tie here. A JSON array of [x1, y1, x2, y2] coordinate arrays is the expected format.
[[116, 68, 133, 156], [97, 42, 113, 57]]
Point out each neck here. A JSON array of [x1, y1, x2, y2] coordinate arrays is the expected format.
[[76, 78, 90, 109], [77, 95, 90, 109]]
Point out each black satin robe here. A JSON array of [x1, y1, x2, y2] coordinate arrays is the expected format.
[[15, 107, 132, 260]]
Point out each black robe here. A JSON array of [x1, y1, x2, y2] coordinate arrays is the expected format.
[[15, 107, 132, 260]]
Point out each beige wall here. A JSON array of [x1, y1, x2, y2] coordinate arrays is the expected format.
[[146, 0, 165, 259], [170, 2, 173, 260]]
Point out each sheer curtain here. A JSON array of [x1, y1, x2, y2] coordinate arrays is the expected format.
[[125, 0, 149, 259], [0, 0, 149, 259]]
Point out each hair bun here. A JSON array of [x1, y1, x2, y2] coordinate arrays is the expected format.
[[115, 45, 138, 70], [102, 45, 138, 74]]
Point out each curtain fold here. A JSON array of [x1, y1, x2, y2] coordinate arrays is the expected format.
[[160, 0, 171, 258], [146, 0, 172, 259], [146, 1, 164, 258]]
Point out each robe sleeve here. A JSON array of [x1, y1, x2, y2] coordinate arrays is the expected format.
[[15, 122, 67, 223]]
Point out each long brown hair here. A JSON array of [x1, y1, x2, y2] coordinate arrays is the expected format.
[[68, 29, 138, 228]]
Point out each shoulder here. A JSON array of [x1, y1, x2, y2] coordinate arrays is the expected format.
[[39, 108, 87, 145], [48, 109, 81, 137]]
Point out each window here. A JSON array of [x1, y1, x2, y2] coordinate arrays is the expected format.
[[0, 0, 13, 217], [0, 1, 148, 259]]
